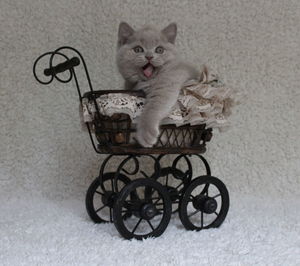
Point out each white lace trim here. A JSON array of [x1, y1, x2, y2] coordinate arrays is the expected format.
[[82, 71, 236, 130]]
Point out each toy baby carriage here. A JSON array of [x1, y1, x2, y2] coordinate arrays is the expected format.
[[33, 46, 230, 240]]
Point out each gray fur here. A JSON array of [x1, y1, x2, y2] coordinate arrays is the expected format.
[[116, 22, 201, 147]]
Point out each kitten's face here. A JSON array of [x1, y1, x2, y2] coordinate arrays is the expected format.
[[117, 23, 178, 83]]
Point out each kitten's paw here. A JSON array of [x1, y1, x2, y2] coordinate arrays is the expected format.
[[136, 124, 159, 148]]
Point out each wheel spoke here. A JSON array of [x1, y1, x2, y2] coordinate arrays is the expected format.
[[212, 193, 221, 198], [123, 201, 140, 212], [134, 188, 141, 200], [150, 187, 157, 197], [188, 195, 194, 202], [109, 208, 113, 222], [146, 220, 155, 231], [166, 174, 169, 186], [110, 178, 114, 192], [201, 211, 204, 228], [95, 205, 107, 213], [141, 171, 149, 178], [175, 182, 184, 190], [148, 197, 161, 201], [201, 183, 210, 196], [178, 187, 185, 194], [123, 202, 132, 211], [153, 197, 163, 205], [214, 211, 219, 216], [131, 218, 143, 234], [95, 191, 104, 196], [188, 210, 200, 218], [125, 199, 140, 203], [128, 189, 141, 202], [122, 212, 131, 220]]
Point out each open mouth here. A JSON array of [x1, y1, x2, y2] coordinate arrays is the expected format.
[[142, 63, 155, 78]]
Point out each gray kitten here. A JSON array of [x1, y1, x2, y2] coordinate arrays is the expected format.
[[117, 22, 201, 147]]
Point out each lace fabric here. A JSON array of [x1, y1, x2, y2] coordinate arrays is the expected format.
[[81, 70, 236, 130]]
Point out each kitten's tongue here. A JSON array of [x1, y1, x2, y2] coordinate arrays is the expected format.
[[143, 64, 154, 78]]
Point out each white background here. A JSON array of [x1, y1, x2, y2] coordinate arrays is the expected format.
[[1, 0, 299, 265]]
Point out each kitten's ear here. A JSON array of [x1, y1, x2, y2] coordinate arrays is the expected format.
[[162, 23, 177, 44], [118, 22, 134, 46]]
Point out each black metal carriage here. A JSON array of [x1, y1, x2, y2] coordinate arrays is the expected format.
[[33, 47, 229, 240]]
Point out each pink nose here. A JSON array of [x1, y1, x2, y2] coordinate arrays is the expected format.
[[146, 56, 153, 61]]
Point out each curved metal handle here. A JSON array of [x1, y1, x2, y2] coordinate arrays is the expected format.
[[33, 47, 102, 154], [44, 57, 80, 76]]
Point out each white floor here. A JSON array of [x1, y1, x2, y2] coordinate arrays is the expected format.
[[1, 191, 299, 266]]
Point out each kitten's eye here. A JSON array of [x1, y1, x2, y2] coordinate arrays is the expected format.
[[133, 46, 144, 53], [155, 46, 164, 54]]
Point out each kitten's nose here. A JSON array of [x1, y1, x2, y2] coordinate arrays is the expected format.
[[145, 56, 153, 61]]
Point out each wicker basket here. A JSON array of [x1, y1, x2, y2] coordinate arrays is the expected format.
[[94, 116, 211, 147], [82, 90, 212, 153], [94, 113, 133, 145]]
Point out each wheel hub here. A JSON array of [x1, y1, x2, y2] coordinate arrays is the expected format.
[[140, 203, 157, 220], [102, 191, 116, 208], [193, 195, 217, 214]]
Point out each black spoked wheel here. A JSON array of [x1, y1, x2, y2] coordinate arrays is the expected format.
[[179, 175, 229, 231], [85, 173, 131, 223], [149, 167, 191, 214], [113, 178, 172, 240]]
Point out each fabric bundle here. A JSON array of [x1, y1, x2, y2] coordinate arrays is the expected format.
[[82, 68, 236, 130]]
